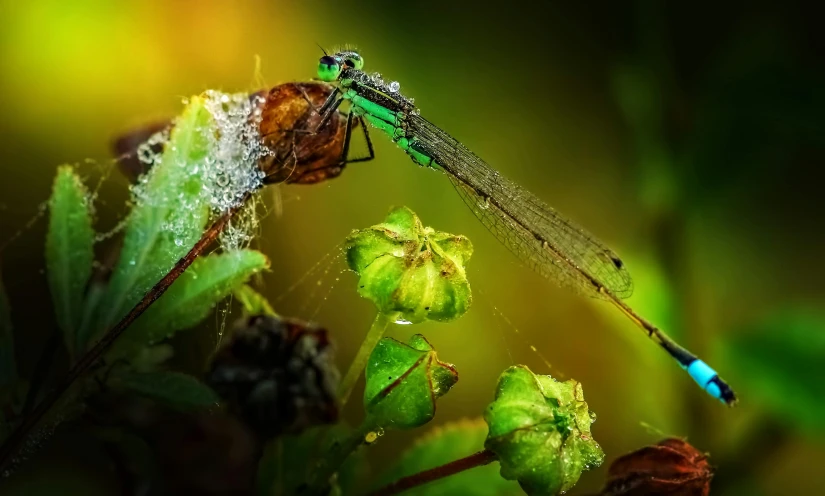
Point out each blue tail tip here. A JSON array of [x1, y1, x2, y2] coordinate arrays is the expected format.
[[707, 376, 738, 406], [687, 359, 738, 407]]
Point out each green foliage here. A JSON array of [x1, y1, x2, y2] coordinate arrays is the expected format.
[[0, 268, 16, 391], [89, 96, 214, 344], [129, 345, 175, 373], [112, 370, 219, 411], [611, 63, 676, 213], [721, 307, 825, 434], [234, 284, 277, 316], [1, 269, 23, 442], [46, 165, 95, 358], [683, 42, 825, 201], [77, 282, 106, 348], [377, 418, 521, 496], [257, 425, 367, 496], [33, 95, 271, 425], [485, 366, 603, 496], [108, 250, 269, 360], [364, 334, 458, 429], [346, 206, 472, 324]]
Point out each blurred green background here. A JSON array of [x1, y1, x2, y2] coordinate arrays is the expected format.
[[1, 0, 824, 494]]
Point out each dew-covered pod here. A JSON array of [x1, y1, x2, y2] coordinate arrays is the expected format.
[[364, 334, 458, 429], [206, 315, 339, 439], [484, 365, 604, 495], [346, 206, 473, 324]]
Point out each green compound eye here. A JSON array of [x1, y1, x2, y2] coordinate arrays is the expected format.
[[317, 55, 341, 82], [343, 52, 363, 70]]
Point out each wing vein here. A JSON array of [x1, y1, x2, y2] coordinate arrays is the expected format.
[[408, 114, 633, 298]]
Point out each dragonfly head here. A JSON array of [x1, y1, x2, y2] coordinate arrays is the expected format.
[[317, 50, 364, 81]]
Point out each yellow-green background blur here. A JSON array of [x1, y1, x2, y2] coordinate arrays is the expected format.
[[1, 1, 823, 494]]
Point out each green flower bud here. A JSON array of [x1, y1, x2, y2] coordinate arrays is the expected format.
[[484, 366, 603, 496], [364, 334, 458, 429], [346, 206, 472, 324]]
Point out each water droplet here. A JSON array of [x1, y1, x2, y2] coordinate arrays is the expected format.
[[216, 172, 230, 187], [395, 319, 413, 325], [174, 238, 183, 247], [388, 81, 400, 92]]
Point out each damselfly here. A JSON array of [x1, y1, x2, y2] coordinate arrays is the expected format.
[[313, 49, 736, 406]]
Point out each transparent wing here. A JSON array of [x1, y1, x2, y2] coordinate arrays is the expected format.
[[408, 114, 633, 299]]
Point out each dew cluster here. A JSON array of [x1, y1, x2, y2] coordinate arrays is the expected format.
[[127, 90, 271, 254], [136, 127, 169, 166], [202, 90, 272, 249], [201, 90, 269, 215]]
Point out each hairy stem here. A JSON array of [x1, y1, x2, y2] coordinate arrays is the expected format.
[[0, 200, 244, 471], [338, 311, 396, 406], [369, 449, 498, 496]]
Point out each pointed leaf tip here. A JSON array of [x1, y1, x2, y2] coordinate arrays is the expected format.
[[46, 165, 95, 357]]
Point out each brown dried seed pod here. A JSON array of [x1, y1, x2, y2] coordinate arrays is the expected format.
[[206, 315, 339, 440], [601, 437, 713, 496]]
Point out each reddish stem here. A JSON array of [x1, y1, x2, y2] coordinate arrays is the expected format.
[[369, 449, 498, 496], [0, 201, 243, 471]]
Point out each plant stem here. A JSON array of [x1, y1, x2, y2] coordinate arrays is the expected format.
[[369, 449, 498, 496], [304, 415, 379, 496], [338, 311, 396, 406], [0, 200, 244, 472], [20, 333, 60, 417]]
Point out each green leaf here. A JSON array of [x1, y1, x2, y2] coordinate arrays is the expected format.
[[45, 165, 95, 358], [0, 267, 17, 390], [720, 307, 825, 434], [112, 370, 219, 411], [110, 250, 269, 360], [234, 284, 277, 316], [130, 344, 175, 373], [377, 418, 521, 496], [88, 97, 214, 345], [77, 281, 106, 349], [364, 334, 458, 430]]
